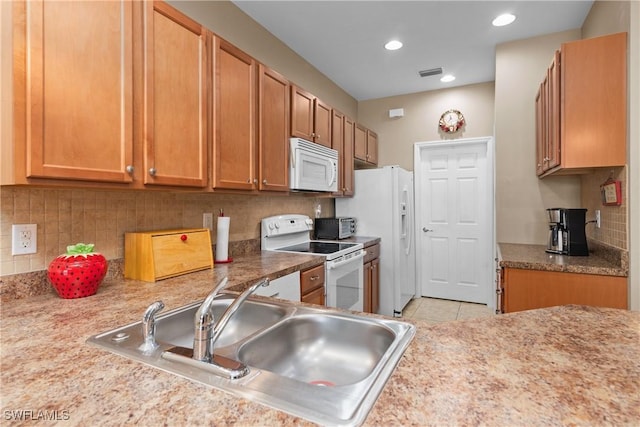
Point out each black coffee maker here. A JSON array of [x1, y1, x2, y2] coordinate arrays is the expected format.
[[546, 208, 589, 256]]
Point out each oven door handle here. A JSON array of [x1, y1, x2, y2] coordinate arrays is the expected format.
[[326, 250, 366, 270]]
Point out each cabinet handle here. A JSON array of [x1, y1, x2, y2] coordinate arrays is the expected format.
[[246, 178, 251, 183], [126, 165, 134, 174], [310, 275, 320, 281], [263, 179, 268, 184], [254, 179, 258, 184], [423, 227, 434, 232], [180, 234, 187, 242], [149, 167, 157, 176]]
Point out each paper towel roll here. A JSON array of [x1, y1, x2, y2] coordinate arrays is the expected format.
[[215, 216, 230, 262]]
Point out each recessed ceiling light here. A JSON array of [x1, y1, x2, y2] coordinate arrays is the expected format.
[[440, 74, 455, 83], [384, 40, 403, 51], [492, 13, 516, 27]]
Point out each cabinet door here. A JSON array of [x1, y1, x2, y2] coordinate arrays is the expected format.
[[290, 85, 314, 141], [503, 268, 627, 313], [302, 286, 325, 306], [313, 98, 332, 147], [546, 51, 561, 170], [24, 0, 134, 183], [143, 2, 208, 187], [213, 38, 256, 190], [331, 110, 344, 196], [354, 124, 367, 161], [342, 116, 355, 196], [258, 65, 289, 192], [366, 130, 378, 165], [535, 83, 545, 176], [561, 32, 626, 169], [363, 261, 372, 313], [371, 257, 380, 314]]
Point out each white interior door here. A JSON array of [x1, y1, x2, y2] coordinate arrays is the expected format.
[[414, 137, 494, 306]]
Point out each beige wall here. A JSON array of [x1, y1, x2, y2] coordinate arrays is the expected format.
[[169, 0, 357, 118], [494, 29, 582, 245], [357, 82, 495, 171]]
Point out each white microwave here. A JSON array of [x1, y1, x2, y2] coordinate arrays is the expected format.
[[289, 138, 338, 192]]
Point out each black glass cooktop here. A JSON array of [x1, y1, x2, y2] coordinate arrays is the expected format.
[[277, 241, 358, 255]]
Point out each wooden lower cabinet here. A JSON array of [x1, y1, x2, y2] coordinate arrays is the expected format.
[[363, 243, 380, 313], [300, 264, 325, 306], [502, 267, 627, 313]]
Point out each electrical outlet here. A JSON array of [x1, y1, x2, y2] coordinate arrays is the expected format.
[[12, 224, 37, 255], [595, 210, 601, 228], [203, 213, 214, 232]]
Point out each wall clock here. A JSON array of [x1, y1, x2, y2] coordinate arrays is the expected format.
[[439, 109, 465, 133]]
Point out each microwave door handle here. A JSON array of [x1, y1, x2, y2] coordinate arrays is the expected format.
[[328, 160, 337, 186]]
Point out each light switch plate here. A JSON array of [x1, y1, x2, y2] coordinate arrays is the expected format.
[[12, 224, 37, 255]]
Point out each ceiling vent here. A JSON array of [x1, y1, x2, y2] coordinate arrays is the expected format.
[[418, 67, 443, 78]]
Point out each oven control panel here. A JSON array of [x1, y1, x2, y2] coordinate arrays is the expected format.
[[262, 215, 313, 238]]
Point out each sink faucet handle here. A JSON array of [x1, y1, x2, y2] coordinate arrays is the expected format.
[[193, 277, 228, 362], [140, 300, 165, 353]]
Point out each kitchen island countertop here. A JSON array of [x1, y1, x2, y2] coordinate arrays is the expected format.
[[1, 251, 639, 426]]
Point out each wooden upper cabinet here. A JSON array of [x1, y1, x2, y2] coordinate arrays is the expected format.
[[561, 32, 626, 169], [366, 130, 378, 165], [290, 85, 314, 141], [212, 37, 257, 190], [342, 116, 355, 196], [258, 64, 290, 192], [290, 84, 332, 147], [354, 123, 377, 165], [354, 124, 367, 161], [537, 32, 627, 177], [313, 99, 332, 148], [143, 1, 208, 187], [21, 0, 134, 183], [331, 111, 355, 197]]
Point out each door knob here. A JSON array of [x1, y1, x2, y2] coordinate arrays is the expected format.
[[422, 227, 434, 232]]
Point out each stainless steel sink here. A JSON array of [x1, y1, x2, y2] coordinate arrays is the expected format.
[[154, 298, 287, 348], [87, 293, 415, 426], [238, 314, 395, 386]]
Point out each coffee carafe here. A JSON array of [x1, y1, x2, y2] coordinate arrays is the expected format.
[[545, 208, 589, 256]]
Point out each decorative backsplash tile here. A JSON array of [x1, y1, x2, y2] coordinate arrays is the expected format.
[[0, 187, 333, 276], [581, 167, 627, 250]]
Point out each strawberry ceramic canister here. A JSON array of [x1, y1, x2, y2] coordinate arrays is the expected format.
[[48, 243, 108, 299]]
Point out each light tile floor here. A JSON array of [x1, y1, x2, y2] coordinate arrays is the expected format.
[[402, 297, 495, 324]]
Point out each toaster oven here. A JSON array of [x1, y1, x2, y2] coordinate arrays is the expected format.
[[314, 217, 356, 240]]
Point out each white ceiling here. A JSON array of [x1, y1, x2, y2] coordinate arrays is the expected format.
[[231, 1, 594, 101]]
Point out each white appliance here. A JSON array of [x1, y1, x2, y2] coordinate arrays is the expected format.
[[289, 138, 338, 192], [261, 214, 365, 311], [336, 165, 416, 317]]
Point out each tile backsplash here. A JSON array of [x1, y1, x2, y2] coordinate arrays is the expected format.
[[581, 166, 627, 250], [0, 187, 334, 276]]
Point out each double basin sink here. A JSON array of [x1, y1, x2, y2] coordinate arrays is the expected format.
[[87, 293, 415, 426]]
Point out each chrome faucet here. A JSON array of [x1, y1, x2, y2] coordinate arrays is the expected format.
[[139, 300, 164, 353], [193, 276, 270, 363]]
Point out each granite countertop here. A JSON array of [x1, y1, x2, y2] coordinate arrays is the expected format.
[[1, 251, 639, 425], [498, 243, 628, 277]]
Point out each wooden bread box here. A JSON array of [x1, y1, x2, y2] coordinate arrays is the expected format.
[[125, 229, 213, 282]]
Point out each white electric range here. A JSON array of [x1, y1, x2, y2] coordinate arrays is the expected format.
[[261, 214, 365, 311]]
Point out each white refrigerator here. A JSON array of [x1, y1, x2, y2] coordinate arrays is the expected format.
[[336, 166, 416, 317]]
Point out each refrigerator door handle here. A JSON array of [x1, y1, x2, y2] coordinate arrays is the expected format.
[[402, 187, 412, 255]]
